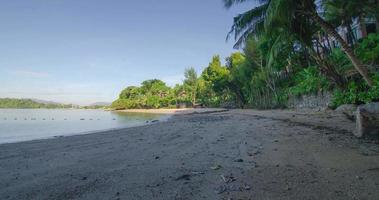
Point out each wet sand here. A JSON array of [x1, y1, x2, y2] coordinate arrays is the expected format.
[[117, 108, 228, 114], [0, 109, 379, 200]]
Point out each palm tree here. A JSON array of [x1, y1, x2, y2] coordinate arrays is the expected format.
[[225, 0, 374, 86]]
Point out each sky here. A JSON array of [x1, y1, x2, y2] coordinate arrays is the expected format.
[[0, 0, 256, 105]]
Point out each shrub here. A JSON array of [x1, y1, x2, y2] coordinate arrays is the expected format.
[[289, 66, 329, 96], [356, 33, 379, 65], [331, 75, 379, 108]]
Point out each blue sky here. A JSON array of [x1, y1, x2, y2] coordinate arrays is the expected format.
[[0, 0, 255, 105]]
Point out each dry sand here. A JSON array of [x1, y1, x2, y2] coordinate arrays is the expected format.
[[0, 109, 379, 200]]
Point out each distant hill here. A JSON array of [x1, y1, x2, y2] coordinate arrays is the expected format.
[[0, 98, 73, 109], [81, 102, 111, 109], [30, 98, 62, 105], [90, 102, 111, 106]]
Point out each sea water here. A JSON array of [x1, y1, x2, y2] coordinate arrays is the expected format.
[[0, 109, 169, 144]]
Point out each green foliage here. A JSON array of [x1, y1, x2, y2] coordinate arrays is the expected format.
[[202, 55, 230, 94], [184, 67, 198, 105], [289, 67, 329, 96], [328, 48, 353, 73], [331, 75, 379, 108], [356, 33, 379, 64], [111, 79, 173, 109]]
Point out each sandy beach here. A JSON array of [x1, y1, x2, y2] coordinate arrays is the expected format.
[[1, 109, 379, 200], [116, 108, 228, 114]]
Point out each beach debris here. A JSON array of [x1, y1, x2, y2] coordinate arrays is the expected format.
[[175, 174, 191, 181], [244, 184, 251, 190], [210, 165, 222, 170], [155, 156, 160, 159], [220, 174, 236, 183], [367, 167, 379, 171], [80, 118, 85, 120], [285, 185, 291, 191], [191, 171, 205, 175], [234, 158, 244, 162], [112, 118, 116, 120], [81, 176, 87, 180], [248, 149, 261, 156], [151, 120, 159, 123], [356, 175, 363, 180]]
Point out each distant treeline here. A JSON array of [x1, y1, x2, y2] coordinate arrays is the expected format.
[[0, 98, 73, 109]]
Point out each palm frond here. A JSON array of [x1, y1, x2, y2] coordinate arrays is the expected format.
[[227, 4, 268, 48], [223, 0, 268, 8]]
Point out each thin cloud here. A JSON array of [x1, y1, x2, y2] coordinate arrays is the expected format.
[[11, 70, 50, 78], [161, 74, 184, 86]]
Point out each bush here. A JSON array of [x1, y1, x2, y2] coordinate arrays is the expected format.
[[289, 66, 329, 96], [356, 33, 379, 65], [331, 75, 379, 108]]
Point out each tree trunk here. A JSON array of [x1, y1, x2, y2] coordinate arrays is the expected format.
[[310, 48, 347, 88], [308, 12, 374, 86], [346, 24, 356, 46], [359, 16, 368, 38]]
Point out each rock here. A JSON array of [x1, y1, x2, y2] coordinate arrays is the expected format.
[[244, 184, 251, 190], [356, 102, 379, 138], [336, 104, 357, 120], [175, 174, 191, 181], [234, 158, 244, 162], [210, 165, 222, 170], [336, 104, 357, 113]]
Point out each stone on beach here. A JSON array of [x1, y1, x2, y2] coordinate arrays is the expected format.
[[355, 102, 379, 138]]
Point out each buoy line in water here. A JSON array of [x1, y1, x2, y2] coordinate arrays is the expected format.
[[2, 118, 111, 121]]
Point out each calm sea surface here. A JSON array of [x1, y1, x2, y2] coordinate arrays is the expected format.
[[0, 109, 169, 144]]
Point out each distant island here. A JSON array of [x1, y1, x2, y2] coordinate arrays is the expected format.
[[0, 98, 110, 109], [0, 98, 74, 109]]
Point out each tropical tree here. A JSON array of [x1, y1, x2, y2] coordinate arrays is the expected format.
[[184, 67, 199, 106], [202, 55, 230, 95], [224, 0, 375, 86], [226, 52, 247, 107]]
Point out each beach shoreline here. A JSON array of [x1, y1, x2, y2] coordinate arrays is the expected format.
[[1, 109, 378, 200], [114, 108, 228, 114]]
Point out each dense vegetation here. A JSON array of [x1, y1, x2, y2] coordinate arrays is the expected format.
[[0, 98, 73, 109], [113, 0, 379, 110]]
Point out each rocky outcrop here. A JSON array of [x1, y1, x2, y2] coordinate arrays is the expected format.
[[356, 102, 379, 138], [336, 104, 357, 121]]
